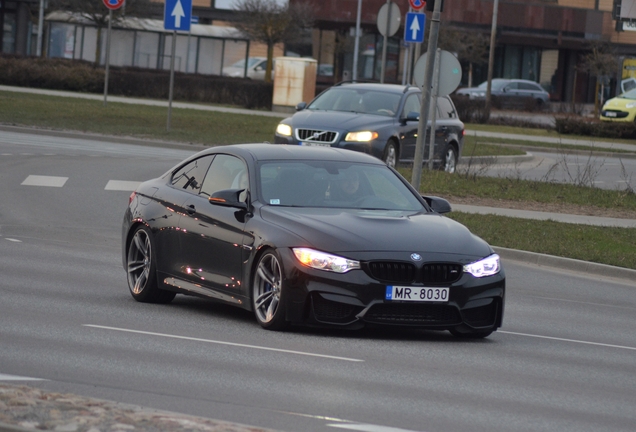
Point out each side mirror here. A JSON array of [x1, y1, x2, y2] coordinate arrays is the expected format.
[[296, 102, 307, 111], [421, 195, 452, 214], [209, 189, 248, 210], [405, 111, 419, 122]]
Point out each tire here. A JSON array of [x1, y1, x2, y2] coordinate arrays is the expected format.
[[383, 141, 398, 168], [126, 226, 175, 304], [449, 327, 493, 339], [442, 145, 458, 174], [252, 250, 288, 330]]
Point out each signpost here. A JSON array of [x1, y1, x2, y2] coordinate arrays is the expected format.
[[102, 0, 125, 107], [409, 0, 426, 10], [377, 1, 401, 83], [164, 0, 193, 131], [404, 12, 425, 43]]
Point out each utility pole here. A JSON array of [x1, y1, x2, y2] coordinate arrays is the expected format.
[[410, 0, 442, 190], [485, 0, 499, 118]]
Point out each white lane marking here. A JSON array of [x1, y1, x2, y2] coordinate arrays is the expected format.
[[105, 180, 142, 191], [21, 175, 68, 187], [5, 238, 22, 243], [83, 325, 364, 362], [328, 423, 424, 432], [0, 373, 46, 381], [499, 330, 636, 351]]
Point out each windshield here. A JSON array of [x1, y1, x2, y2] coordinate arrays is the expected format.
[[619, 88, 636, 100], [477, 80, 508, 90], [307, 88, 402, 117], [258, 161, 424, 211]]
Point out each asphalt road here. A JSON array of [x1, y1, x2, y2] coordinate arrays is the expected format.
[[1, 130, 635, 432], [465, 149, 636, 191]]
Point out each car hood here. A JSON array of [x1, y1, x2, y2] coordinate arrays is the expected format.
[[260, 206, 492, 259], [286, 110, 394, 131], [603, 97, 635, 110]]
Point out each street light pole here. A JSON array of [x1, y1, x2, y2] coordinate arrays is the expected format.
[[37, 0, 45, 57], [485, 0, 499, 118], [410, 0, 442, 190], [352, 0, 362, 82]]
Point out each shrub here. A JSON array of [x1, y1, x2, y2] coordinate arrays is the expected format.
[[0, 54, 273, 110], [554, 116, 636, 139]]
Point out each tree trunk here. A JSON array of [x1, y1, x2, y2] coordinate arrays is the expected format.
[[95, 26, 103, 66], [265, 43, 274, 83]]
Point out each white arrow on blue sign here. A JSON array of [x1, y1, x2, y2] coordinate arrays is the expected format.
[[164, 0, 193, 31], [404, 12, 425, 43]]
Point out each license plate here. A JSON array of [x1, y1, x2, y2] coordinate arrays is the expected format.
[[386, 286, 449, 302], [299, 141, 331, 147], [605, 112, 617, 117]]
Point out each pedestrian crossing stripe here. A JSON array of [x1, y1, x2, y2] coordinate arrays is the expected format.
[[105, 180, 142, 191], [21, 175, 68, 187], [21, 176, 141, 191]]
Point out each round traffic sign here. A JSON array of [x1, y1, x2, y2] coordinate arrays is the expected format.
[[409, 0, 426, 11], [377, 2, 401, 37], [103, 0, 125, 10], [413, 50, 462, 96]]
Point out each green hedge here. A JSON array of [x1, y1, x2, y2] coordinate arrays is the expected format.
[[0, 55, 273, 110], [554, 116, 636, 139]]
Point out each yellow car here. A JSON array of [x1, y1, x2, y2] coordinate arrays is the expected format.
[[600, 89, 636, 122]]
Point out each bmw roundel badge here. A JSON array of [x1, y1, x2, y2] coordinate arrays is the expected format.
[[410, 253, 422, 261]]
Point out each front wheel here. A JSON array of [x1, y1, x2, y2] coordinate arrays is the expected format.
[[442, 145, 458, 173], [383, 141, 398, 168], [126, 226, 175, 304], [252, 250, 288, 330]]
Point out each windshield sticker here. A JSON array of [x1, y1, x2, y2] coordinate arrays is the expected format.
[[270, 199, 281, 205]]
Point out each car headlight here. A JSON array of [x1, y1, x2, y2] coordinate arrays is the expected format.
[[345, 131, 379, 142], [293, 248, 360, 273], [626, 102, 636, 109], [276, 124, 292, 137], [464, 254, 500, 278], [476, 92, 486, 97]]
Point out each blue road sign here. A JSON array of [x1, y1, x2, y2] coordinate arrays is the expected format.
[[164, 0, 193, 31], [404, 12, 425, 43]]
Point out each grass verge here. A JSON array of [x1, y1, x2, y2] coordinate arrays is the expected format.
[[0, 91, 280, 145], [448, 212, 636, 270]]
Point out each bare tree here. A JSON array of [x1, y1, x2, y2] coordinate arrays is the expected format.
[[233, 0, 314, 82], [439, 27, 489, 87], [48, 0, 156, 66], [579, 41, 619, 115]]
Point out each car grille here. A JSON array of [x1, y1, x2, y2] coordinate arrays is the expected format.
[[602, 110, 629, 119], [296, 128, 339, 143], [366, 262, 462, 285], [363, 303, 461, 325]]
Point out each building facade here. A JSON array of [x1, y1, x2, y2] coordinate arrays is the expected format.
[[4, 0, 636, 103]]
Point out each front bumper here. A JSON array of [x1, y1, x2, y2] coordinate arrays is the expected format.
[[278, 249, 506, 332], [600, 109, 636, 122], [274, 135, 384, 160]]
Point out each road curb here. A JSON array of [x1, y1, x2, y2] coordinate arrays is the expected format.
[[0, 422, 34, 432], [494, 246, 636, 282]]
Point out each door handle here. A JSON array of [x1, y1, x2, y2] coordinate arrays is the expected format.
[[186, 204, 196, 215]]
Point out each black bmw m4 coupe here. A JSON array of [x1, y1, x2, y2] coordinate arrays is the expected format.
[[122, 144, 505, 338]]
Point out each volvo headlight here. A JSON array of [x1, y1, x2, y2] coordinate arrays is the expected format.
[[464, 254, 500, 278], [276, 124, 292, 137], [345, 131, 378, 142], [293, 248, 360, 273]]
